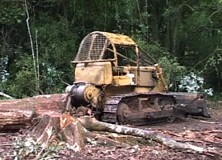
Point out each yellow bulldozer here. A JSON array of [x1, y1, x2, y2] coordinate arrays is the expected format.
[[65, 31, 210, 125]]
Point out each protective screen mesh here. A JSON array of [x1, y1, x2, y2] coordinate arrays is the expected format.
[[75, 33, 108, 61]]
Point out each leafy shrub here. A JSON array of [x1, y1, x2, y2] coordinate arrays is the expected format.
[[178, 72, 213, 96], [158, 56, 187, 91]]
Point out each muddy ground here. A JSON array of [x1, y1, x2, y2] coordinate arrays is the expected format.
[[0, 105, 222, 160]]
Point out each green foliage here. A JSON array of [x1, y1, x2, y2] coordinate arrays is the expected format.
[[13, 136, 66, 159], [40, 63, 65, 94], [178, 72, 213, 96], [208, 92, 222, 101], [34, 15, 76, 94], [35, 14, 76, 69], [6, 56, 37, 98], [1, 0, 222, 97], [202, 48, 222, 91], [0, 3, 25, 25], [158, 56, 187, 91]]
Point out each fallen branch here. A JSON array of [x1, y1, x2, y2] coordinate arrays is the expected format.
[[0, 92, 13, 99], [78, 116, 213, 153]]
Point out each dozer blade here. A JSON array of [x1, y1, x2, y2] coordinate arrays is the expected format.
[[168, 92, 210, 118]]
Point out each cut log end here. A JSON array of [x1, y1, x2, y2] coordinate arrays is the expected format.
[[32, 114, 85, 151]]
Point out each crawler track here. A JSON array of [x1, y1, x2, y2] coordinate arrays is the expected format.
[[100, 92, 177, 125]]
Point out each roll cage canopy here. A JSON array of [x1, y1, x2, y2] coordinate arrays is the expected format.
[[72, 31, 155, 66]]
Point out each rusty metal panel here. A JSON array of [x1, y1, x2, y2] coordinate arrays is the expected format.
[[100, 31, 136, 45], [75, 62, 113, 85]]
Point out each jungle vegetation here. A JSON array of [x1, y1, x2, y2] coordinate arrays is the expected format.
[[1, 0, 222, 98]]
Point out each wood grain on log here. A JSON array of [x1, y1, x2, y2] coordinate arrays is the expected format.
[[32, 114, 85, 151], [0, 94, 67, 130]]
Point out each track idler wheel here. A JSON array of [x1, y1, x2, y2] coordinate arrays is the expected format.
[[116, 102, 131, 124]]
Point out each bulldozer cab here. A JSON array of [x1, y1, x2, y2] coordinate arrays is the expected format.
[[72, 31, 167, 91], [73, 31, 154, 66]]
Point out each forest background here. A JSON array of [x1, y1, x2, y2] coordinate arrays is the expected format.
[[1, 0, 222, 99]]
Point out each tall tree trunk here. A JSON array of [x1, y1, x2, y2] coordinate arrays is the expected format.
[[150, 2, 160, 42]]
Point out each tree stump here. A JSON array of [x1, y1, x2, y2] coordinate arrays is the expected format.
[[32, 114, 85, 151]]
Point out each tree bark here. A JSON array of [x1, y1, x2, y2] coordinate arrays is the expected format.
[[0, 109, 34, 130], [78, 116, 208, 153], [0, 94, 67, 130], [0, 94, 215, 154]]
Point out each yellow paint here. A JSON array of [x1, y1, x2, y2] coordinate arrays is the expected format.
[[93, 31, 136, 45]]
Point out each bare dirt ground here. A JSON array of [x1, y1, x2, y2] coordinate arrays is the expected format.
[[0, 106, 222, 160]]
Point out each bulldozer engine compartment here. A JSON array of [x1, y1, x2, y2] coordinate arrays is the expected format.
[[66, 31, 210, 125]]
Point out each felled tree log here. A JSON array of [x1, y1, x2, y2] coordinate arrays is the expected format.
[[0, 94, 215, 155], [0, 94, 67, 130], [78, 116, 210, 153], [0, 110, 34, 130]]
